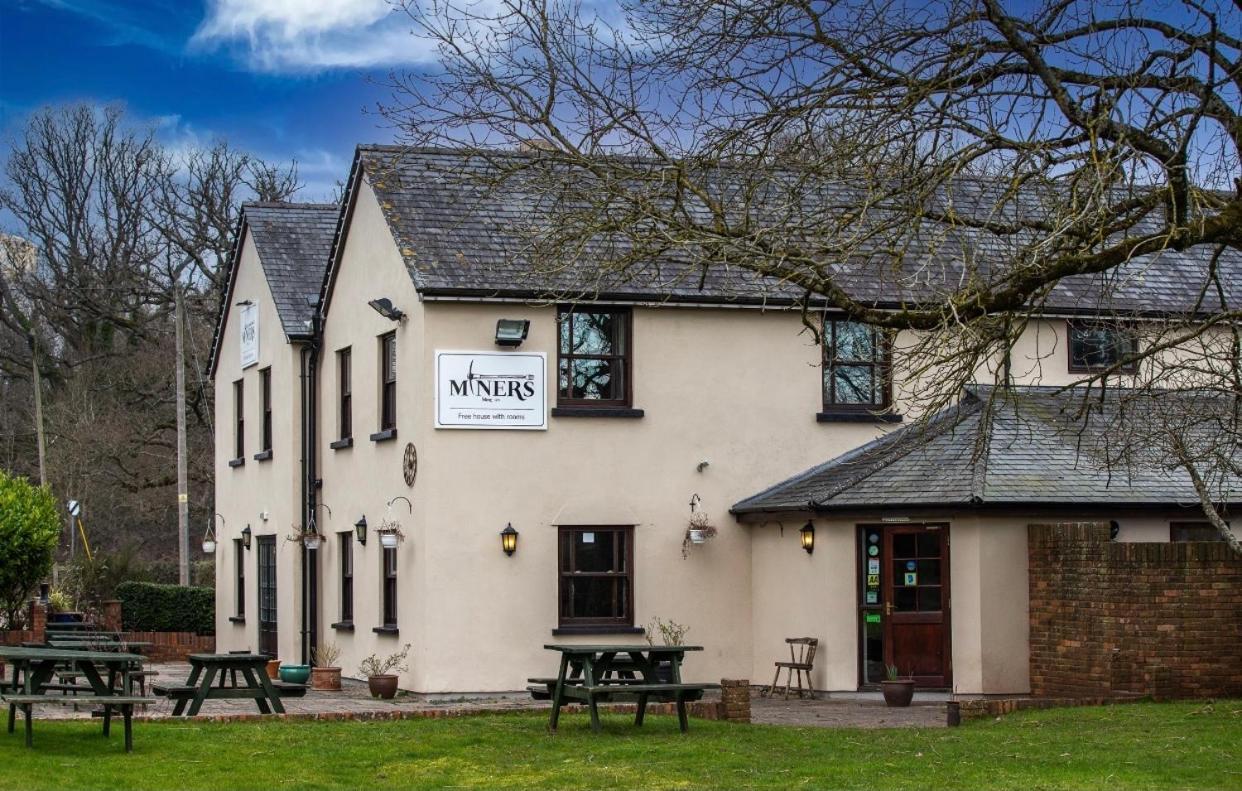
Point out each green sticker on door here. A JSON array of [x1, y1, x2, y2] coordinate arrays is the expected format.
[[865, 613, 881, 624]]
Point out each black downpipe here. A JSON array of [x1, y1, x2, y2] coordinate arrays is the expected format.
[[299, 316, 322, 665]]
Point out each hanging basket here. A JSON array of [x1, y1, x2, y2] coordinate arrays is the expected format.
[[688, 529, 709, 544], [202, 539, 216, 554], [379, 532, 400, 549], [303, 534, 322, 551]]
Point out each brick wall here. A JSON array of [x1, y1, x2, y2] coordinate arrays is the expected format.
[[1028, 522, 1242, 700]]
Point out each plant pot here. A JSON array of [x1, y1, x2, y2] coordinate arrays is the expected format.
[[202, 539, 216, 554], [279, 664, 311, 684], [303, 535, 322, 550], [311, 666, 342, 691], [688, 529, 708, 544], [881, 680, 915, 707], [49, 612, 83, 624], [368, 674, 399, 699], [266, 659, 281, 679], [379, 532, 399, 549]]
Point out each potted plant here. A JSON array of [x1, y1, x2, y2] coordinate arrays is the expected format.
[[881, 664, 915, 707], [645, 617, 689, 683], [375, 518, 405, 549], [46, 588, 82, 623], [279, 663, 311, 684], [359, 643, 410, 699], [266, 658, 281, 679], [286, 523, 326, 551], [682, 512, 718, 558], [311, 643, 343, 691]]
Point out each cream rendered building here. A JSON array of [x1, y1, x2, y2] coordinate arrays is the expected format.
[[209, 147, 1236, 696]]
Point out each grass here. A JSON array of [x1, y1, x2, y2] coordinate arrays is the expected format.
[[0, 700, 1238, 790]]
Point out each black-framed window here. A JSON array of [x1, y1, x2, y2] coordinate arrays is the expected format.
[[337, 348, 352, 440], [1170, 521, 1226, 542], [259, 367, 272, 453], [822, 320, 892, 412], [380, 333, 396, 431], [339, 532, 354, 622], [234, 539, 245, 619], [233, 379, 245, 459], [381, 547, 398, 628], [1068, 321, 1138, 373], [558, 526, 633, 627], [557, 307, 632, 406]]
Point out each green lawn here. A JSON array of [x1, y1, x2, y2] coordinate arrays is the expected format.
[[0, 701, 1238, 790]]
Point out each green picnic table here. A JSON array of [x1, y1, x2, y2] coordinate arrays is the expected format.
[[0, 646, 149, 751], [536, 644, 718, 733], [153, 653, 306, 716]]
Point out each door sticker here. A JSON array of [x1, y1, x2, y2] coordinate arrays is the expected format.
[[868, 558, 880, 574], [866, 591, 878, 604], [867, 574, 880, 588], [904, 572, 918, 586], [865, 613, 881, 624], [906, 560, 917, 571], [868, 545, 879, 557]]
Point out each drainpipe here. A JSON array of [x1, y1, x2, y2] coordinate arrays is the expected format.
[[299, 314, 323, 665]]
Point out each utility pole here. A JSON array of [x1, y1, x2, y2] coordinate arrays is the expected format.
[[29, 333, 46, 486], [175, 285, 190, 586]]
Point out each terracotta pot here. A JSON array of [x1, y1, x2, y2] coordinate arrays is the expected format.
[[266, 659, 281, 679], [368, 674, 399, 699], [311, 666, 342, 691], [881, 680, 915, 707]]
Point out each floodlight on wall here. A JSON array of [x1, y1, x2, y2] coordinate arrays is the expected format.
[[368, 298, 405, 322], [799, 521, 815, 554], [495, 319, 530, 347], [241, 525, 252, 550], [355, 516, 368, 546]]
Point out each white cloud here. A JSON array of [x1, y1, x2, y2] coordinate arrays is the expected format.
[[191, 0, 440, 73]]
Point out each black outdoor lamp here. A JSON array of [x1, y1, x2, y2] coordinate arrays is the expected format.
[[367, 298, 405, 322], [500, 523, 519, 556], [355, 516, 368, 546], [494, 319, 530, 347], [241, 524, 252, 551], [799, 521, 815, 554]]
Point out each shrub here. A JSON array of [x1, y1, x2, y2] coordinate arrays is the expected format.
[[115, 581, 215, 635], [0, 470, 60, 628]]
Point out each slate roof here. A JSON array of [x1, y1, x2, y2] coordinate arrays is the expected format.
[[207, 202, 339, 376], [731, 386, 1240, 514], [330, 145, 1240, 316]]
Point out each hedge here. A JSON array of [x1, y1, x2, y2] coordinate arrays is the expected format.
[[116, 581, 215, 635]]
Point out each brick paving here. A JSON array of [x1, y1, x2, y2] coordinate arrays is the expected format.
[[19, 664, 946, 728]]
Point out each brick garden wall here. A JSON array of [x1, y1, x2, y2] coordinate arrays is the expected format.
[[0, 599, 213, 662], [1028, 522, 1242, 700]]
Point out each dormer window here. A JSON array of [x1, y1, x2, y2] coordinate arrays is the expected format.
[[1067, 321, 1137, 373]]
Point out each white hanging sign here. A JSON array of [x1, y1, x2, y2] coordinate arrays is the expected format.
[[435, 351, 547, 430], [240, 303, 259, 369]]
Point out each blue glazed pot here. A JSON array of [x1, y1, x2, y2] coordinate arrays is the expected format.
[[279, 665, 311, 684]]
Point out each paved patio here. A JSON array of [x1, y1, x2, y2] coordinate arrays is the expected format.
[[18, 662, 948, 728]]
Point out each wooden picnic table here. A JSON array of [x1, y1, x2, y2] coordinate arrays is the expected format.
[[537, 644, 718, 733], [47, 640, 153, 654], [154, 653, 304, 717]]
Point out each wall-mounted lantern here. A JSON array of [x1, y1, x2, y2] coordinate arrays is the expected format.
[[367, 298, 405, 322], [500, 523, 519, 556], [355, 516, 368, 546], [799, 521, 815, 554], [241, 525, 252, 551], [494, 319, 530, 347]]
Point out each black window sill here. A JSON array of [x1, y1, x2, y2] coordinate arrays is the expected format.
[[552, 625, 645, 636], [370, 428, 398, 442], [817, 411, 903, 424], [329, 437, 353, 450], [331, 621, 355, 632], [551, 407, 645, 419], [253, 449, 273, 462], [228, 616, 246, 625], [373, 625, 400, 636], [228, 457, 245, 468]]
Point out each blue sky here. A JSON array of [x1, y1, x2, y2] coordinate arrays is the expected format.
[[0, 0, 443, 200]]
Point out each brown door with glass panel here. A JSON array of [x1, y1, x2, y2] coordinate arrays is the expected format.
[[257, 536, 278, 658], [881, 526, 949, 687]]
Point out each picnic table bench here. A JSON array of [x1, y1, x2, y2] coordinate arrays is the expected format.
[[537, 645, 718, 733], [153, 653, 306, 716], [0, 646, 149, 752]]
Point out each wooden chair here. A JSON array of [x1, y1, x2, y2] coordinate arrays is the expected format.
[[766, 638, 818, 699]]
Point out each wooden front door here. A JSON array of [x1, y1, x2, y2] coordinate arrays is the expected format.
[[257, 536, 278, 658], [881, 525, 950, 687]]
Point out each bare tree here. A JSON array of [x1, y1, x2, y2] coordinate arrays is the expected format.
[[384, 0, 1240, 544]]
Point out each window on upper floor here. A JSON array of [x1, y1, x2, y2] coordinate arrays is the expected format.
[[822, 320, 893, 415], [337, 348, 352, 440], [558, 526, 633, 628], [259, 367, 273, 455], [1067, 321, 1138, 373], [1170, 521, 1226, 542], [556, 307, 632, 407], [233, 379, 245, 460], [380, 333, 397, 432]]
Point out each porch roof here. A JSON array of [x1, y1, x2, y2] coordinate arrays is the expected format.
[[731, 386, 1238, 515]]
